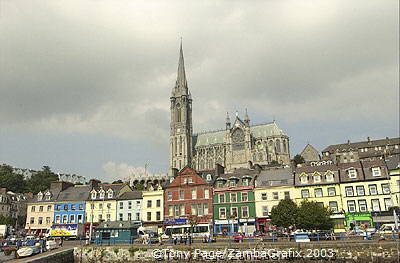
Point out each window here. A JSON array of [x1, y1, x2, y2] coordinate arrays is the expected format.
[[326, 173, 334, 182], [229, 179, 237, 187], [38, 217, 43, 225], [62, 215, 68, 223], [382, 184, 391, 194], [369, 184, 378, 195], [107, 203, 111, 209], [272, 192, 279, 200], [191, 204, 197, 215], [241, 192, 248, 202], [345, 186, 354, 197], [30, 217, 34, 224], [136, 213, 140, 221], [99, 214, 103, 221], [77, 214, 83, 223], [358, 200, 367, 212], [347, 200, 356, 212], [188, 177, 193, 183], [230, 193, 237, 202], [231, 207, 238, 218], [372, 167, 381, 177], [128, 202, 132, 209], [31, 206, 35, 212], [39, 206, 43, 212], [206, 174, 212, 181], [328, 187, 336, 196], [384, 198, 393, 210], [64, 204, 68, 211], [197, 204, 204, 216], [45, 192, 51, 200], [262, 206, 269, 216], [348, 169, 357, 178], [219, 194, 225, 203], [156, 199, 161, 207], [167, 191, 173, 201], [46, 217, 51, 224], [127, 213, 132, 221], [284, 191, 290, 199], [55, 205, 60, 211], [219, 207, 226, 219], [179, 190, 184, 200], [47, 205, 51, 211], [204, 189, 210, 199], [356, 186, 365, 196], [99, 190, 105, 199], [314, 175, 321, 183], [55, 215, 60, 224], [180, 205, 185, 216], [79, 204, 84, 210], [106, 214, 111, 221], [90, 204, 95, 209], [204, 204, 209, 215], [119, 202, 123, 209], [91, 191, 97, 199], [191, 189, 197, 199], [300, 176, 308, 184], [315, 188, 323, 197], [301, 189, 310, 198], [147, 200, 152, 208], [70, 214, 75, 223], [241, 206, 249, 218], [371, 199, 380, 212], [119, 213, 123, 221], [261, 193, 267, 200], [70, 204, 75, 211], [174, 206, 180, 217], [329, 201, 338, 212], [242, 178, 250, 186], [156, 211, 161, 221]]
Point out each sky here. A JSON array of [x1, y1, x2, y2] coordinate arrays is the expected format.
[[0, 0, 399, 182]]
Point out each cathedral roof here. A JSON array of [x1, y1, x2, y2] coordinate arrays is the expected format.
[[193, 122, 285, 148]]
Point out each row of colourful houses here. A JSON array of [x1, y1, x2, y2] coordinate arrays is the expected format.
[[25, 155, 400, 236]]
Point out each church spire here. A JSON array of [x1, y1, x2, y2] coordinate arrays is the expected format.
[[174, 39, 188, 95]]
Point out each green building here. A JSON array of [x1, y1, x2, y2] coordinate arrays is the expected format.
[[213, 168, 258, 236]]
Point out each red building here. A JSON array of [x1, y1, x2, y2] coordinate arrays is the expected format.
[[164, 167, 213, 236]]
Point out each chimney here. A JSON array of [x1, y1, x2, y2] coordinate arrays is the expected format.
[[50, 181, 73, 191], [216, 163, 225, 176], [89, 179, 101, 189], [347, 140, 350, 145]]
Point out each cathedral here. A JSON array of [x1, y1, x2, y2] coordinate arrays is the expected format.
[[169, 43, 290, 174]]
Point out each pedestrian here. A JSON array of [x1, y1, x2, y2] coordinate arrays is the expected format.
[[60, 237, 63, 247]]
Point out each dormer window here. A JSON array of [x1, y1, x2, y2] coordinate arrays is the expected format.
[[107, 189, 113, 198], [313, 175, 321, 183], [325, 172, 334, 182], [91, 190, 97, 200], [242, 178, 251, 186], [229, 178, 237, 187], [99, 189, 105, 199], [300, 174, 308, 184], [37, 192, 43, 201], [372, 167, 381, 177], [348, 169, 357, 179], [206, 174, 212, 181], [45, 191, 51, 200]]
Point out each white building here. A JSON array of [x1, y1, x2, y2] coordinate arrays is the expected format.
[[116, 191, 142, 222]]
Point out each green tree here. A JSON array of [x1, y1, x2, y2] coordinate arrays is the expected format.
[[293, 154, 305, 166], [26, 166, 59, 194], [0, 164, 27, 192], [297, 200, 333, 231], [133, 183, 144, 190], [270, 199, 299, 229]]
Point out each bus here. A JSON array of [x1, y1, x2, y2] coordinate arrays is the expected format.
[[165, 223, 211, 238]]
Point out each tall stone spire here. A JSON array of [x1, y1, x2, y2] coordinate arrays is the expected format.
[[226, 112, 231, 130], [174, 40, 188, 96], [244, 108, 250, 126]]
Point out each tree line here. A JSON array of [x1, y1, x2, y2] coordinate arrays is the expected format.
[[0, 164, 59, 194]]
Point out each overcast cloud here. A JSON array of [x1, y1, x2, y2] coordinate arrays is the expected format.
[[0, 0, 398, 181]]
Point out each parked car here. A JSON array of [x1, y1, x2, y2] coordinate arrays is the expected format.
[[377, 224, 397, 234], [233, 233, 244, 243], [16, 240, 41, 258], [46, 240, 58, 251], [294, 233, 310, 243]]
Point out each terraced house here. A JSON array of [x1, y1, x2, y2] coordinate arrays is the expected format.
[[294, 161, 344, 232], [254, 167, 294, 233], [142, 183, 164, 233], [339, 159, 395, 229], [213, 168, 258, 235], [54, 184, 89, 224]]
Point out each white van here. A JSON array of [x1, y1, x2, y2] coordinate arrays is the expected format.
[[378, 224, 397, 234]]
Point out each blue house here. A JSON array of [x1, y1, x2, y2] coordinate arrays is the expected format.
[[54, 185, 90, 225]]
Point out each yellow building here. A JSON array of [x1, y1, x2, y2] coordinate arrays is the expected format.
[[254, 167, 294, 233], [339, 160, 394, 229], [294, 163, 345, 232], [142, 184, 164, 233], [387, 155, 400, 206], [25, 182, 74, 235], [85, 182, 132, 223]]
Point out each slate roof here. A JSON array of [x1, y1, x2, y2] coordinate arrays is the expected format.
[[256, 167, 294, 187], [386, 155, 400, 170], [214, 168, 259, 188], [322, 137, 400, 153], [57, 185, 90, 202], [117, 191, 142, 200], [193, 122, 285, 147]]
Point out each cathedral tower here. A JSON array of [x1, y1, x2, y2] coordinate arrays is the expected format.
[[169, 42, 193, 173]]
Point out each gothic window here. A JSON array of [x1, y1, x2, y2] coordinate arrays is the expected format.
[[179, 137, 182, 154], [283, 139, 287, 153], [232, 128, 245, 151], [174, 137, 177, 155], [268, 140, 274, 152], [176, 103, 181, 122], [276, 139, 281, 153]]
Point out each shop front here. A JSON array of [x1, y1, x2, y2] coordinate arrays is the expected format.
[[344, 212, 373, 230]]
